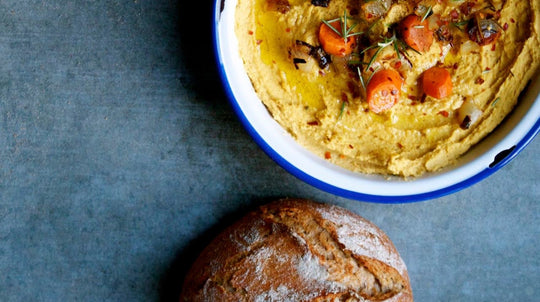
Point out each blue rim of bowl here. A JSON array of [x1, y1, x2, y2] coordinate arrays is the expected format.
[[212, 0, 540, 203]]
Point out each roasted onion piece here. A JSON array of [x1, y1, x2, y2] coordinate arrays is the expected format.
[[468, 18, 501, 46], [290, 41, 314, 72], [436, 24, 453, 43], [458, 99, 483, 129], [361, 0, 392, 21], [291, 40, 331, 71], [311, 46, 331, 69]]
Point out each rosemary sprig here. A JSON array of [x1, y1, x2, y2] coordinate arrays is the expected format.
[[322, 10, 363, 44], [366, 67, 379, 83], [360, 29, 417, 72], [357, 66, 379, 93]]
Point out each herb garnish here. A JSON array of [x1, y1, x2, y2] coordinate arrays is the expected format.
[[338, 100, 347, 120], [451, 19, 470, 31], [420, 6, 432, 23], [322, 10, 363, 44], [357, 67, 366, 91], [357, 66, 379, 93], [360, 28, 418, 72]]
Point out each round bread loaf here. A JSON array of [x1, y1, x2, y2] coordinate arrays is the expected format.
[[180, 198, 413, 301]]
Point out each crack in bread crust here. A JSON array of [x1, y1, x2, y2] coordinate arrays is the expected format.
[[261, 204, 405, 301]]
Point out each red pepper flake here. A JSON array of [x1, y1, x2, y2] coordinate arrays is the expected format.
[[348, 144, 354, 149], [484, 67, 491, 72], [438, 110, 449, 117], [339, 154, 346, 159], [397, 142, 403, 149], [324, 151, 331, 159], [453, 63, 459, 70], [491, 43, 496, 51], [475, 77, 485, 84], [256, 39, 263, 45], [394, 61, 402, 69], [307, 121, 320, 126], [450, 9, 459, 21], [248, 30, 254, 35], [510, 18, 515, 23], [503, 23, 509, 31], [285, 27, 291, 33]]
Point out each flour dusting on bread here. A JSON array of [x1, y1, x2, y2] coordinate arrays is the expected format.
[[180, 199, 413, 301], [316, 204, 407, 276]]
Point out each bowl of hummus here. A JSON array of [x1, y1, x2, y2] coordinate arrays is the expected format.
[[214, 0, 540, 202]]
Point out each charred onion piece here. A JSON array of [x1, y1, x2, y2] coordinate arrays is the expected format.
[[312, 46, 331, 69], [292, 58, 307, 69], [458, 99, 483, 129], [435, 24, 453, 43], [290, 41, 314, 71], [295, 40, 331, 69], [266, 0, 290, 14], [468, 18, 501, 46], [311, 0, 330, 7]]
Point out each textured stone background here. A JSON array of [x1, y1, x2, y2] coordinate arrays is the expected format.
[[0, 1, 538, 301]]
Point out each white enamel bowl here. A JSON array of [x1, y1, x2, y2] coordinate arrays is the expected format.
[[213, 0, 540, 203]]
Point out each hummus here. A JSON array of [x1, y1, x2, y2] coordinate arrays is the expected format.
[[236, 0, 540, 177]]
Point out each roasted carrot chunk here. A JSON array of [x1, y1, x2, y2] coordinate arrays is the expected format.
[[400, 14, 434, 52], [366, 69, 403, 114], [422, 66, 453, 99], [319, 21, 355, 57]]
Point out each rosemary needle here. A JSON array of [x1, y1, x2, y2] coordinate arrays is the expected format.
[[420, 6, 432, 23]]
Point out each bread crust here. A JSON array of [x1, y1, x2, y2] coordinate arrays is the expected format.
[[180, 198, 413, 301]]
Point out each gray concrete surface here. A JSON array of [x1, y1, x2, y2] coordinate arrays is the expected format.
[[0, 1, 538, 301]]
